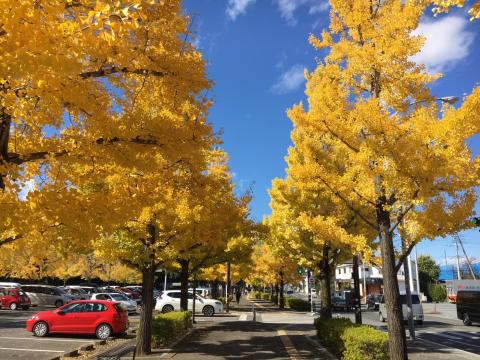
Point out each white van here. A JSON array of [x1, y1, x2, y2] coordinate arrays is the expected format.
[[379, 292, 424, 325]]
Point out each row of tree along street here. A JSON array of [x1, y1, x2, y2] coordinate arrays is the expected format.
[[262, 1, 480, 360], [0, 1, 258, 355], [0, 1, 479, 359]]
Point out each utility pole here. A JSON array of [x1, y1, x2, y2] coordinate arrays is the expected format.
[[163, 269, 167, 292], [402, 242, 415, 341], [455, 236, 462, 280], [226, 261, 231, 313], [456, 234, 476, 280], [400, 204, 415, 340], [362, 257, 367, 303], [352, 255, 362, 324], [192, 273, 197, 324], [414, 246, 421, 300]]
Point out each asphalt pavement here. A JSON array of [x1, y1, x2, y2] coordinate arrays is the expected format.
[[2, 299, 480, 360], [0, 306, 138, 360], [334, 308, 480, 360]]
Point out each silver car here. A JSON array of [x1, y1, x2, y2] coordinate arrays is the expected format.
[[21, 285, 73, 307], [62, 287, 90, 300], [91, 293, 138, 314]]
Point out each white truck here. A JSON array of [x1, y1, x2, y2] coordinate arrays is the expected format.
[[446, 280, 480, 303]]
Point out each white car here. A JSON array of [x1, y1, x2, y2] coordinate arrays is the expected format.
[[91, 293, 138, 314], [155, 290, 223, 317], [378, 292, 424, 325]]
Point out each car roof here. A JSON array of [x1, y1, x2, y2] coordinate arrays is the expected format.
[[96, 292, 126, 296], [67, 299, 119, 304]]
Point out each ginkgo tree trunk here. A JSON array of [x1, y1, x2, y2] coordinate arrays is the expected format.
[[286, 1, 480, 359]]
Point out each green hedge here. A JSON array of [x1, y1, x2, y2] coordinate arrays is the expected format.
[[151, 311, 192, 348], [286, 298, 310, 311], [342, 326, 389, 360], [314, 317, 389, 360], [261, 292, 271, 301]]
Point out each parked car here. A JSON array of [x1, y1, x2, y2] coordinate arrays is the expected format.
[[21, 285, 73, 308], [332, 291, 354, 311], [366, 294, 382, 310], [155, 290, 223, 317], [91, 293, 137, 314], [67, 286, 100, 296], [0, 282, 21, 288], [61, 287, 90, 300], [379, 293, 424, 325], [26, 300, 128, 340], [189, 288, 212, 298], [0, 287, 31, 310], [117, 288, 141, 303], [456, 290, 480, 326]]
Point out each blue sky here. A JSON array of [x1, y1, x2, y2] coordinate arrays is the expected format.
[[182, 0, 480, 263]]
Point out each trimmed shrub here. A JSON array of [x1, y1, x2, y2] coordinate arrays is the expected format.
[[151, 311, 192, 348], [286, 298, 310, 311], [261, 293, 271, 301], [314, 317, 353, 356], [341, 326, 389, 360], [428, 283, 447, 302], [314, 317, 389, 360]]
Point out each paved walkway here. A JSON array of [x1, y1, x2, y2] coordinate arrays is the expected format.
[[122, 297, 333, 360]]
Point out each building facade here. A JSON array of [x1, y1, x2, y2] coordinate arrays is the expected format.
[[334, 258, 419, 300]]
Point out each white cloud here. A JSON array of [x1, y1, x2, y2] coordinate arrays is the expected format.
[[411, 16, 474, 74], [226, 0, 256, 21], [271, 64, 306, 94], [309, 2, 329, 14], [276, 0, 329, 25], [19, 179, 35, 201]]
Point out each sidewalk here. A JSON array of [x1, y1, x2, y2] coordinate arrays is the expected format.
[[107, 296, 335, 360]]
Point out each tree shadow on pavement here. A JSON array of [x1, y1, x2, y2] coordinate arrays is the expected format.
[[160, 321, 323, 360]]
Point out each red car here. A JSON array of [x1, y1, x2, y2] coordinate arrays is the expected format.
[[0, 287, 31, 310], [26, 300, 128, 340], [118, 287, 141, 301]]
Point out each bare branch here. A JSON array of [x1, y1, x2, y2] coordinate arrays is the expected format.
[[0, 234, 22, 247], [322, 120, 360, 153], [7, 136, 164, 165], [319, 177, 379, 231], [389, 191, 419, 235], [80, 66, 167, 79], [7, 150, 68, 165], [394, 242, 415, 273]]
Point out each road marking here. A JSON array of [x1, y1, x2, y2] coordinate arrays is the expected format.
[[419, 332, 480, 349], [277, 330, 301, 360], [416, 336, 480, 359], [0, 347, 64, 353], [239, 314, 247, 321], [0, 336, 93, 343]]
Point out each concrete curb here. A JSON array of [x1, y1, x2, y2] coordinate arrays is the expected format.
[[155, 328, 195, 357], [61, 349, 79, 358]]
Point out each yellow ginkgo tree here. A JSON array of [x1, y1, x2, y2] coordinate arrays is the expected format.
[[432, 0, 480, 20], [285, 1, 480, 358]]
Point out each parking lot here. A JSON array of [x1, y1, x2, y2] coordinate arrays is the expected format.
[[0, 306, 138, 360]]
